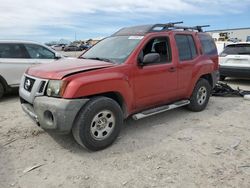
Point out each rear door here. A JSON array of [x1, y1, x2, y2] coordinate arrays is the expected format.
[[174, 34, 199, 93], [0, 43, 35, 87]]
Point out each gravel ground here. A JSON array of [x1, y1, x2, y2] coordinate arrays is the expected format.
[[0, 79, 250, 188]]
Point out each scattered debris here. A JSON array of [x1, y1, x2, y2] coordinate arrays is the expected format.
[[84, 176, 89, 180], [23, 164, 45, 174], [178, 137, 192, 141], [212, 82, 250, 97], [2, 138, 17, 146], [238, 165, 250, 168], [10, 182, 16, 187], [244, 95, 250, 100], [213, 138, 241, 155], [122, 181, 128, 186], [230, 139, 241, 150], [147, 155, 152, 159]]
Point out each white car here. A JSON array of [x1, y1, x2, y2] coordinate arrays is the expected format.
[[51, 44, 65, 51], [219, 42, 250, 80], [0, 40, 64, 98]]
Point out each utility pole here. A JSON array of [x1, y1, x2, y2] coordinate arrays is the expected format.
[[74, 32, 77, 57]]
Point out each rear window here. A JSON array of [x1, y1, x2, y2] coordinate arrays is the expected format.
[[222, 44, 250, 55], [198, 34, 217, 55]]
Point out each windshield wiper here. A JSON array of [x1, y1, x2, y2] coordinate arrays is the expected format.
[[83, 57, 114, 63]]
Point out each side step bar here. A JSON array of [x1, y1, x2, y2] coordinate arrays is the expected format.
[[132, 100, 190, 120]]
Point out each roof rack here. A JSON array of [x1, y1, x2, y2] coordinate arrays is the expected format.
[[150, 22, 210, 32], [112, 22, 210, 36]]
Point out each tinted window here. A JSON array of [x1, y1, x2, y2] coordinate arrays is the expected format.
[[222, 44, 250, 55], [0, 43, 28, 58], [140, 37, 171, 64], [175, 35, 197, 61], [198, 34, 217, 55], [24, 44, 55, 59]]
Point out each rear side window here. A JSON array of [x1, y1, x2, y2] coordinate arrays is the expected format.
[[222, 44, 250, 55], [0, 43, 28, 58], [24, 44, 55, 59], [175, 35, 197, 61], [198, 34, 217, 55]]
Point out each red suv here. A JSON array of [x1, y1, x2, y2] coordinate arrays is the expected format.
[[19, 22, 219, 151]]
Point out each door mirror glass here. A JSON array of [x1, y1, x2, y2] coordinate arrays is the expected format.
[[142, 53, 160, 65]]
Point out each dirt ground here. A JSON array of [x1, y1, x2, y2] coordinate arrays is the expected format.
[[0, 79, 250, 188]]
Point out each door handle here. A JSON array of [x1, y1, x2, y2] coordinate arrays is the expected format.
[[168, 67, 176, 72]]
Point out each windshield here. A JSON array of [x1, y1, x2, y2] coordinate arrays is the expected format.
[[222, 44, 250, 55], [81, 36, 143, 64]]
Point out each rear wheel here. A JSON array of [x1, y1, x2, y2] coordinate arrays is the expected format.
[[0, 82, 4, 99], [72, 97, 123, 151], [187, 78, 211, 112]]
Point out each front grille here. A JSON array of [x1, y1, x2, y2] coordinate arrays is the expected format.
[[38, 81, 46, 93], [24, 77, 35, 92]]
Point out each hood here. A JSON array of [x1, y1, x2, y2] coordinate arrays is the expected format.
[[26, 58, 115, 79]]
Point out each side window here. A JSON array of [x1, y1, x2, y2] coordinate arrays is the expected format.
[[24, 44, 55, 59], [0, 43, 28, 58], [198, 34, 217, 55], [139, 37, 171, 64], [175, 34, 197, 61]]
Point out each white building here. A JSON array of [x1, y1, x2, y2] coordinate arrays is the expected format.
[[207, 27, 250, 42]]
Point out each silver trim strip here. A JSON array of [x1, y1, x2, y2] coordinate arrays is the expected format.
[[132, 100, 190, 120]]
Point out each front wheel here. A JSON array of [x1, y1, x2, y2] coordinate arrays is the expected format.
[[72, 97, 123, 151], [187, 78, 211, 112]]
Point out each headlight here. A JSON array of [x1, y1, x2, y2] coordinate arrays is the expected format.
[[46, 80, 67, 97]]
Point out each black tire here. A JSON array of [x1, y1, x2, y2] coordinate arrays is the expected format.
[[0, 82, 4, 99], [72, 97, 123, 151], [220, 75, 226, 81], [187, 78, 211, 112]]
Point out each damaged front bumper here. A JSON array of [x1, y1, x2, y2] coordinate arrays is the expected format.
[[21, 97, 89, 133]]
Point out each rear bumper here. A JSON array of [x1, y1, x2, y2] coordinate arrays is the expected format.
[[220, 66, 250, 78], [21, 96, 89, 133]]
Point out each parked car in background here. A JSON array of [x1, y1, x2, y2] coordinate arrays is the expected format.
[[219, 42, 250, 80], [247, 36, 250, 42], [0, 40, 64, 98], [63, 44, 80, 51], [79, 44, 91, 51], [51, 44, 65, 51]]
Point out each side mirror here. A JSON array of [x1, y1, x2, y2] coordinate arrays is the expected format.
[[141, 53, 160, 65], [54, 52, 62, 60]]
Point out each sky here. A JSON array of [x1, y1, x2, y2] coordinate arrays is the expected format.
[[0, 0, 250, 43]]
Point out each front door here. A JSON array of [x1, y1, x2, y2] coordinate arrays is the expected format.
[[133, 36, 178, 109]]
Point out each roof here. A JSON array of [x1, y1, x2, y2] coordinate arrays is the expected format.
[[0, 40, 44, 45], [0, 40, 58, 53]]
